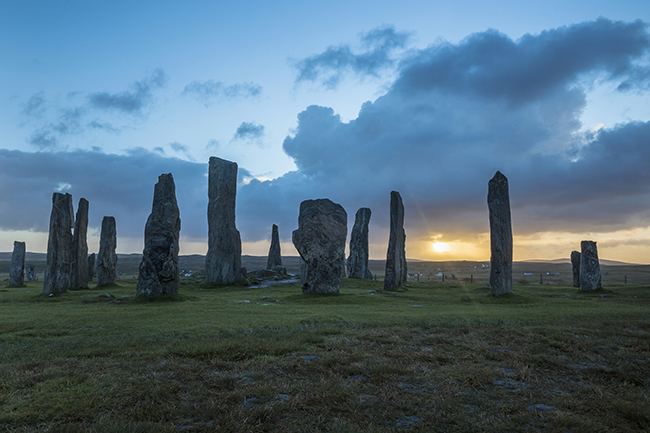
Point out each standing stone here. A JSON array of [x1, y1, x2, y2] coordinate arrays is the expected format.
[[266, 224, 282, 269], [70, 198, 89, 289], [10, 241, 26, 286], [487, 171, 513, 296], [87, 253, 96, 281], [348, 207, 372, 279], [136, 173, 181, 297], [96, 216, 117, 287], [205, 157, 242, 283], [292, 199, 347, 294], [384, 192, 407, 290], [571, 250, 581, 288], [580, 240, 602, 291], [43, 193, 74, 294], [25, 264, 36, 281]]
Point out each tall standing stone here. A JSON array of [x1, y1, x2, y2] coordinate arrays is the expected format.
[[292, 199, 347, 294], [571, 250, 581, 288], [96, 216, 117, 287], [25, 264, 36, 281], [266, 224, 282, 269], [10, 241, 26, 286], [87, 253, 96, 281], [136, 173, 181, 297], [488, 171, 513, 296], [70, 198, 89, 288], [205, 157, 242, 283], [384, 192, 407, 290], [348, 207, 372, 279], [580, 240, 602, 291], [43, 193, 74, 294]]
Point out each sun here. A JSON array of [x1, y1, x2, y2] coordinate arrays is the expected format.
[[432, 242, 450, 253]]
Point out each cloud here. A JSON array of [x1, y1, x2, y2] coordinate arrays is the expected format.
[[206, 139, 220, 150], [232, 122, 265, 142], [23, 91, 46, 117], [183, 80, 262, 106], [87, 120, 119, 132], [294, 25, 412, 89], [28, 129, 58, 150], [234, 18, 650, 246], [394, 17, 650, 104], [24, 69, 166, 150], [0, 149, 208, 242], [88, 68, 168, 114]]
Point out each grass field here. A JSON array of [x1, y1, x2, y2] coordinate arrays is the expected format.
[[1, 274, 649, 432]]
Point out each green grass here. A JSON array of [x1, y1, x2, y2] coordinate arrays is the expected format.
[[1, 278, 649, 432]]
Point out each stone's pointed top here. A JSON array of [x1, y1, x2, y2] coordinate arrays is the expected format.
[[136, 173, 181, 297], [348, 207, 372, 280], [267, 223, 282, 269]]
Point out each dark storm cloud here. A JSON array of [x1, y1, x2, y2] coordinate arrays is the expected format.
[[235, 19, 650, 243], [88, 68, 168, 114], [232, 122, 265, 141], [182, 80, 262, 106], [394, 18, 650, 104], [0, 149, 208, 241], [294, 25, 411, 89]]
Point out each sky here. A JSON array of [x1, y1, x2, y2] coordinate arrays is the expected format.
[[1, 0, 650, 263]]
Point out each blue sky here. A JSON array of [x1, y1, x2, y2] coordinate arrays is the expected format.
[[1, 1, 650, 262]]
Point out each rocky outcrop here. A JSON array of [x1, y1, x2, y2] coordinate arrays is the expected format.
[[10, 241, 26, 286], [292, 199, 347, 294], [43, 193, 74, 294], [487, 171, 513, 296], [136, 173, 181, 297], [70, 198, 89, 288], [580, 240, 602, 291], [384, 192, 407, 290], [267, 224, 282, 269], [571, 250, 581, 288], [96, 216, 117, 287], [348, 207, 372, 279], [205, 157, 242, 283]]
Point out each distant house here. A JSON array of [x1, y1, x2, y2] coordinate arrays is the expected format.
[[523, 272, 533, 276]]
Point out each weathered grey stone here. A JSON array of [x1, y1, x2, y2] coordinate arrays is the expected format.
[[267, 224, 282, 269], [25, 264, 36, 281], [384, 192, 407, 290], [205, 157, 242, 283], [136, 174, 181, 297], [96, 216, 117, 287], [43, 193, 74, 294], [348, 207, 372, 279], [70, 198, 89, 289], [571, 250, 581, 288], [488, 171, 513, 296], [10, 241, 26, 286], [580, 240, 602, 291], [87, 253, 96, 281], [292, 198, 347, 294], [271, 265, 287, 276]]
